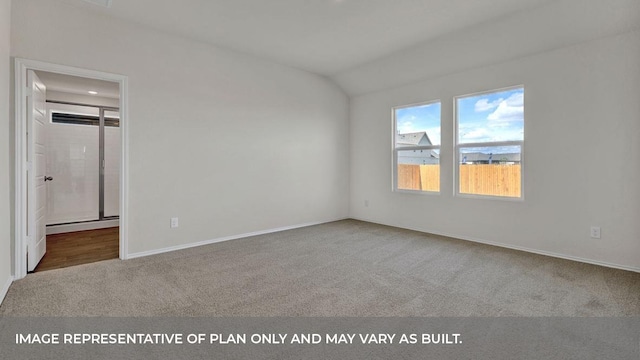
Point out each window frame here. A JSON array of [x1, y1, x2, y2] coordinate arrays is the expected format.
[[392, 99, 441, 194], [454, 86, 525, 201]]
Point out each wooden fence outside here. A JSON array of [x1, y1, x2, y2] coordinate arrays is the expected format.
[[398, 164, 440, 192], [398, 164, 521, 197]]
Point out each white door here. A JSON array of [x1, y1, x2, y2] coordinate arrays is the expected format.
[[27, 70, 47, 271]]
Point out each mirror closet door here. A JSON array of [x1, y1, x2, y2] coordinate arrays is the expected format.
[[102, 109, 120, 219], [46, 102, 119, 226]]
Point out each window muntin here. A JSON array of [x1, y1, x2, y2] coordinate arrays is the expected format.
[[393, 101, 441, 192], [455, 87, 524, 198]]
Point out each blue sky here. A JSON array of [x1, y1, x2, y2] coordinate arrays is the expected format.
[[395, 102, 441, 145], [457, 87, 524, 144], [395, 88, 523, 154]]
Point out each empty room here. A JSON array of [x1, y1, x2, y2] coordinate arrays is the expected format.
[[0, 0, 639, 358]]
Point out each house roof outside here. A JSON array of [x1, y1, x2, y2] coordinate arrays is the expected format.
[[398, 151, 439, 165], [396, 132, 432, 147], [461, 152, 520, 163]]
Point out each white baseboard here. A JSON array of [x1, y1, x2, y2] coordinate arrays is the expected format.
[[0, 275, 14, 306], [350, 216, 640, 274], [127, 218, 348, 260], [47, 219, 119, 235]]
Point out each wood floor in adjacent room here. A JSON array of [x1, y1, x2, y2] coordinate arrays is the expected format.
[[33, 227, 119, 272]]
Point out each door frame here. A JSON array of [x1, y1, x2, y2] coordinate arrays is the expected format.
[[14, 58, 129, 279]]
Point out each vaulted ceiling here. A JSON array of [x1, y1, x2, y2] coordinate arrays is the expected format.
[[63, 0, 553, 75], [57, 0, 640, 95]]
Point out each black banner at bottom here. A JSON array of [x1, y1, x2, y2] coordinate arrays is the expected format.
[[1, 317, 638, 359]]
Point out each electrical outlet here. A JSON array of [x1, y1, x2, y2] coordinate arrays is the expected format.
[[170, 217, 179, 228], [590, 226, 600, 239], [364, 199, 369, 207]]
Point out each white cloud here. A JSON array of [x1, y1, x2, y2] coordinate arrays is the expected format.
[[475, 98, 502, 112], [461, 128, 490, 141], [398, 121, 415, 134], [487, 92, 524, 123], [493, 128, 524, 142], [488, 122, 510, 128], [425, 126, 441, 146], [505, 92, 524, 106]]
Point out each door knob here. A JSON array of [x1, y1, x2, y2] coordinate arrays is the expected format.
[[44, 176, 53, 182]]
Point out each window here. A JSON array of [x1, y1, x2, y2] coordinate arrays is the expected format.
[[393, 101, 441, 192], [455, 86, 524, 198]]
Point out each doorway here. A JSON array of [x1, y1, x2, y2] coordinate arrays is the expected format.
[[14, 59, 129, 279], [34, 70, 120, 271]]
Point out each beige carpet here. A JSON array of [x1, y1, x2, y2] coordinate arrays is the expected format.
[[1, 220, 639, 316]]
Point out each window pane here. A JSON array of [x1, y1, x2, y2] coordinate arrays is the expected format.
[[459, 146, 521, 197], [457, 88, 524, 144], [395, 102, 440, 148], [397, 150, 440, 192], [394, 101, 441, 192]]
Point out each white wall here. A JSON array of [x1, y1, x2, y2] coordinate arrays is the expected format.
[[0, 0, 12, 303], [350, 29, 640, 270], [11, 0, 349, 255]]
